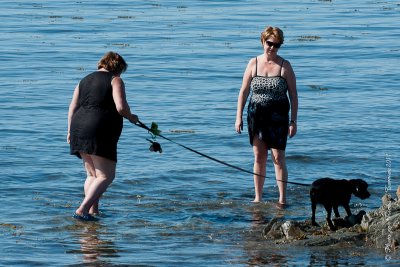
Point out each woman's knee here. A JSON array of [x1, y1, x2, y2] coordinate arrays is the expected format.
[[81, 153, 96, 177], [272, 150, 286, 166], [253, 138, 268, 162], [254, 152, 267, 164], [253, 146, 267, 163], [91, 155, 116, 180]]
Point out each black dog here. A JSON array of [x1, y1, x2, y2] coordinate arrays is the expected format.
[[310, 178, 370, 230]]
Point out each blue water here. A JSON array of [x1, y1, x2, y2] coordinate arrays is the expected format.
[[1, 0, 399, 266]]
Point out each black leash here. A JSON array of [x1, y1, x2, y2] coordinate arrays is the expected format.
[[135, 120, 310, 187]]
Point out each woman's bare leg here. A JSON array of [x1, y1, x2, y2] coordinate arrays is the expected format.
[[271, 148, 288, 205], [80, 154, 99, 215], [252, 137, 268, 202], [76, 153, 116, 216]]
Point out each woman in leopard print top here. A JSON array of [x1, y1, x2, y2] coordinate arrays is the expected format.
[[235, 26, 298, 206]]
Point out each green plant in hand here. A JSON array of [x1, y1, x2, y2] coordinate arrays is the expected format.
[[150, 122, 161, 137]]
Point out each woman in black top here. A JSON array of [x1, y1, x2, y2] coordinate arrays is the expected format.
[[68, 51, 138, 220]]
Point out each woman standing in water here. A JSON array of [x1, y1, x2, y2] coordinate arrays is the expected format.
[[235, 26, 298, 206], [68, 51, 138, 220]]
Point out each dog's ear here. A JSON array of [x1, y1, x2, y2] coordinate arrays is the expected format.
[[349, 179, 362, 192], [350, 179, 371, 199], [349, 179, 358, 187], [350, 179, 368, 187], [357, 179, 368, 188]]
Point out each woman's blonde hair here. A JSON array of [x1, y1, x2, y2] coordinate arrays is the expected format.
[[260, 26, 284, 45], [97, 51, 128, 75]]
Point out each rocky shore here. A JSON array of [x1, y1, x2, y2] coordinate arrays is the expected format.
[[261, 187, 400, 256]]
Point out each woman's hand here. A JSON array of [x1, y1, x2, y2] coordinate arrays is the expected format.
[[235, 117, 243, 134], [129, 114, 139, 124], [67, 132, 71, 144], [288, 123, 297, 138]]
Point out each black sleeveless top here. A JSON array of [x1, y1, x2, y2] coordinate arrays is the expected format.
[[70, 71, 123, 162]]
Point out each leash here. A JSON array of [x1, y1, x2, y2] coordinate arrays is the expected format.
[[135, 120, 310, 187]]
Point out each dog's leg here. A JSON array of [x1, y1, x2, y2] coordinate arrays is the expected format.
[[333, 205, 340, 218], [343, 204, 352, 217], [324, 204, 336, 230], [311, 200, 319, 226]]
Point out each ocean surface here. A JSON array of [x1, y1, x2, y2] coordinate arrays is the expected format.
[[0, 0, 399, 266]]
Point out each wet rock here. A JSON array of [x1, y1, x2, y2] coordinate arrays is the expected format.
[[333, 210, 367, 228], [301, 231, 366, 247], [362, 198, 400, 249], [397, 185, 400, 200], [281, 221, 306, 240], [382, 193, 396, 206], [262, 218, 284, 240], [347, 210, 366, 226], [261, 193, 400, 251]]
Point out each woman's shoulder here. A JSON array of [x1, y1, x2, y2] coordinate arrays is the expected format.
[[81, 71, 114, 86], [280, 57, 292, 67], [280, 58, 295, 80], [247, 57, 255, 65], [250, 54, 264, 62], [111, 75, 124, 89], [80, 71, 97, 82], [247, 55, 262, 68], [84, 70, 110, 78]]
